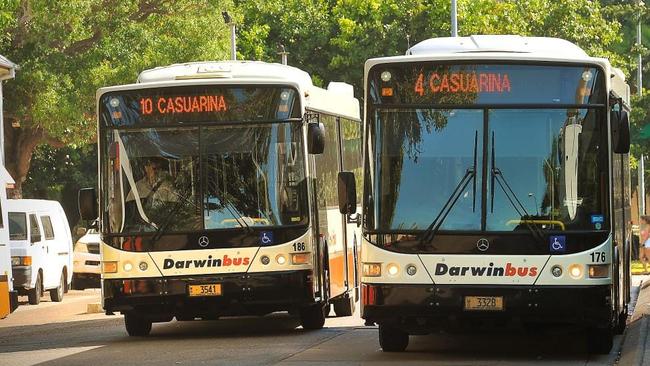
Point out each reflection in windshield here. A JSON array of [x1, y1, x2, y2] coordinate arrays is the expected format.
[[105, 123, 307, 234], [370, 109, 483, 231], [488, 109, 606, 231], [365, 108, 607, 233]]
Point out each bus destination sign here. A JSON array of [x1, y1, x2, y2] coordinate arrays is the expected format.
[[370, 64, 604, 105], [100, 86, 300, 127], [414, 72, 512, 96], [139, 95, 228, 116]]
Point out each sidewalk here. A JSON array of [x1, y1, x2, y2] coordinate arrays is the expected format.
[[618, 274, 650, 365], [0, 289, 106, 328]]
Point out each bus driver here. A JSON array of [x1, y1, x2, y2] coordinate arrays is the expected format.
[[126, 158, 177, 203], [125, 157, 178, 218]]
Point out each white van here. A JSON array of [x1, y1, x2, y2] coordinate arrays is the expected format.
[[0, 167, 17, 316], [8, 199, 73, 305]]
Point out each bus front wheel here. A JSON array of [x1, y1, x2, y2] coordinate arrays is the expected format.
[[299, 304, 325, 330], [379, 324, 409, 352], [124, 313, 152, 336]]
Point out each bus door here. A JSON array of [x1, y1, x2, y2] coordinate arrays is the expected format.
[[313, 114, 347, 300], [339, 117, 362, 295]]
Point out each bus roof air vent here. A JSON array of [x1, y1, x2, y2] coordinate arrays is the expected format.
[[407, 35, 589, 59], [327, 82, 354, 98]]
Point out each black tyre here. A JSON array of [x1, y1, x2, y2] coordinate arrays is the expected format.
[[614, 309, 628, 335], [300, 304, 326, 330], [587, 326, 613, 354], [125, 313, 152, 336], [333, 296, 355, 317], [63, 271, 69, 293], [379, 324, 409, 352], [72, 275, 85, 291], [27, 273, 42, 305], [49, 272, 65, 302]]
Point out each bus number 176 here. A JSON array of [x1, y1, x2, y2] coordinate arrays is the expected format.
[[590, 251, 606, 263]]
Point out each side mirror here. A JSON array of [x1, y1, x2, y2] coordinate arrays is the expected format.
[[307, 123, 325, 154], [338, 171, 357, 215], [612, 110, 630, 154], [78, 188, 98, 221]]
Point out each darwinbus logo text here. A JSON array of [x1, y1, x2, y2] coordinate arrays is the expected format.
[[163, 255, 250, 270], [434, 262, 538, 277]]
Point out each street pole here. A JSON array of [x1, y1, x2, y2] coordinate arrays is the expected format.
[[222, 11, 236, 61], [638, 0, 643, 96], [451, 0, 458, 37], [278, 45, 289, 65], [230, 23, 236, 61], [641, 154, 646, 216], [638, 1, 645, 219]]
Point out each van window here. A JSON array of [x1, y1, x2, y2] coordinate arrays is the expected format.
[[9, 212, 27, 240], [29, 214, 41, 242], [0, 201, 3, 229], [41, 216, 55, 240]]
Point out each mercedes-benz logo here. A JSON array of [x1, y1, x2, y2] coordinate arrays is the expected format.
[[476, 238, 490, 252], [198, 236, 210, 248]]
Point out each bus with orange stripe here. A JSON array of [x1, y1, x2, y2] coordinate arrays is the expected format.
[[356, 35, 631, 354], [79, 61, 361, 336]]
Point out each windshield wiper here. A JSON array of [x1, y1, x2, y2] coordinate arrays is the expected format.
[[150, 196, 193, 244], [490, 132, 545, 244], [420, 131, 478, 245], [216, 193, 252, 233]]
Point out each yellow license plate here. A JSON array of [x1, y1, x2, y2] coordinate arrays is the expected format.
[[188, 284, 222, 297], [464, 296, 504, 311]]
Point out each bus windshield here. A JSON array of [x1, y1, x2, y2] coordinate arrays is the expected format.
[[365, 64, 608, 234], [100, 86, 308, 235]]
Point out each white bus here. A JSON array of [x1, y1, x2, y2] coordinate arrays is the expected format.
[[79, 61, 362, 336], [355, 35, 631, 354]]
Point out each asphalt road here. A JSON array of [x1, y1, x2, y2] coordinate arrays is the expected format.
[[0, 288, 630, 365]]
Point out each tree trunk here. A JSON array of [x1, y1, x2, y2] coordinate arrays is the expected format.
[[4, 123, 44, 199]]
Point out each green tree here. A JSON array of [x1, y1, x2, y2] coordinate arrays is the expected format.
[[330, 0, 624, 92], [23, 144, 97, 229], [1, 0, 234, 196], [236, 0, 335, 87]]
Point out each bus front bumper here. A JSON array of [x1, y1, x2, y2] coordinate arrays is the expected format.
[[103, 270, 315, 318], [361, 283, 612, 333]]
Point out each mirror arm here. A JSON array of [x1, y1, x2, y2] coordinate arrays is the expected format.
[[347, 213, 360, 227]]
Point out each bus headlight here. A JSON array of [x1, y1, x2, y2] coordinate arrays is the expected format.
[[363, 263, 382, 277], [103, 261, 118, 273], [386, 263, 399, 276], [589, 264, 609, 278], [291, 253, 310, 265], [276, 254, 287, 265], [123, 262, 133, 272], [568, 264, 583, 279]]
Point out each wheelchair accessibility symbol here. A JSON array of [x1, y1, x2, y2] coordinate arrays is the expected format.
[[260, 231, 274, 246], [549, 235, 566, 253]]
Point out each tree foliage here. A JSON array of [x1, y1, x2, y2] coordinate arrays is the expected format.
[[4, 0, 649, 218], [2, 0, 233, 195], [237, 0, 624, 95]]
